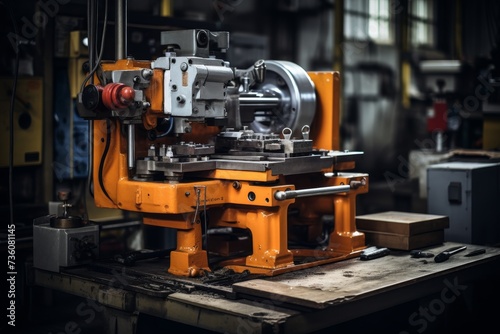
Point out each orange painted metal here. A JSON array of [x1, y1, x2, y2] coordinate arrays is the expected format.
[[327, 174, 368, 253], [144, 213, 210, 276], [308, 71, 341, 151]]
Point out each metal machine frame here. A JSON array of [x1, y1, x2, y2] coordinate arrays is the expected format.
[[84, 57, 368, 277], [33, 1, 369, 277]]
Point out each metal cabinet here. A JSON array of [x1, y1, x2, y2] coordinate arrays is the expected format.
[[427, 162, 500, 245]]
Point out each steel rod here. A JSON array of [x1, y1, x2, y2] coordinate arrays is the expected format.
[[239, 96, 280, 108], [274, 185, 351, 201], [127, 124, 135, 169], [115, 0, 127, 60]]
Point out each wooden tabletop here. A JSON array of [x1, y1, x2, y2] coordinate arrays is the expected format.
[[33, 242, 500, 333]]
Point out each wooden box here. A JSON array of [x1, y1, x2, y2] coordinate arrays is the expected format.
[[356, 211, 449, 250]]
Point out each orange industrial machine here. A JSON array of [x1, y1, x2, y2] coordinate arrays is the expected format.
[[76, 29, 368, 277]]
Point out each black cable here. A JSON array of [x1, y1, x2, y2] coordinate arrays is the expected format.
[[99, 119, 113, 202], [80, 0, 109, 93], [86, 0, 109, 202], [88, 118, 94, 198], [0, 0, 20, 226], [155, 117, 174, 138]]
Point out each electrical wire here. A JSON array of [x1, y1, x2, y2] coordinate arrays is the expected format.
[[80, 0, 109, 93], [155, 117, 174, 138], [99, 119, 113, 202], [85, 0, 109, 204], [1, 0, 20, 226]]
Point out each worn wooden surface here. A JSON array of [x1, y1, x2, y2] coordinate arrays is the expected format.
[[33, 241, 500, 333], [233, 242, 500, 309]]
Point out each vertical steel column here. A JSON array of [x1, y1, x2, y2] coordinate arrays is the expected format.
[[115, 0, 135, 170], [115, 0, 127, 60]]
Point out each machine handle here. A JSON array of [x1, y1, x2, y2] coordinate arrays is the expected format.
[[274, 184, 351, 201]]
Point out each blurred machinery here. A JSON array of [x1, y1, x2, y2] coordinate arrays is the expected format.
[[419, 60, 467, 152], [0, 77, 43, 167], [33, 3, 368, 277]]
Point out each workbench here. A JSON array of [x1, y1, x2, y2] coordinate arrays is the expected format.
[[30, 242, 500, 334]]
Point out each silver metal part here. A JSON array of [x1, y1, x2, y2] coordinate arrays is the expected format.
[[136, 159, 216, 180], [274, 185, 351, 201], [215, 128, 313, 156], [128, 124, 135, 169], [162, 55, 233, 125], [111, 70, 151, 90], [214, 155, 333, 175], [239, 94, 280, 108], [33, 216, 99, 272], [160, 30, 229, 57], [240, 60, 316, 138], [115, 0, 127, 60], [171, 142, 215, 156]]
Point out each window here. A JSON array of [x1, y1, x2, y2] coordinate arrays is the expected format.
[[409, 0, 435, 47], [344, 0, 394, 44]]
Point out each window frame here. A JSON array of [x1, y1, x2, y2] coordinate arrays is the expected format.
[[344, 0, 395, 45], [409, 0, 436, 48]]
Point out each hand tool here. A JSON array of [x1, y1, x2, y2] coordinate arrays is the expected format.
[[410, 250, 434, 258], [434, 245, 467, 263], [464, 249, 486, 257], [360, 247, 390, 261]]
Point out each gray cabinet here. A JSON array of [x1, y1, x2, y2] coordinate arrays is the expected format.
[[427, 162, 500, 245]]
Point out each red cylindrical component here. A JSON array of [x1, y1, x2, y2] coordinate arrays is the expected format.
[[427, 99, 447, 132], [102, 83, 135, 110]]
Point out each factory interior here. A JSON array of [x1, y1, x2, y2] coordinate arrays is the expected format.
[[1, 0, 500, 333]]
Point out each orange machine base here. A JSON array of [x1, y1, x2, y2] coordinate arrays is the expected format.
[[217, 248, 365, 276]]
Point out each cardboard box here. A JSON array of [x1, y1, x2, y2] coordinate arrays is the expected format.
[[362, 230, 445, 250], [356, 211, 449, 235], [356, 211, 449, 250]]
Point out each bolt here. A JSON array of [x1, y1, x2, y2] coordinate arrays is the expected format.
[[176, 95, 186, 104], [180, 62, 188, 71], [142, 68, 153, 79], [232, 181, 241, 190]]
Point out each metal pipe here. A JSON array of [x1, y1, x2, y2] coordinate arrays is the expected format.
[[115, 0, 127, 60], [239, 96, 280, 108], [127, 124, 135, 169], [274, 185, 351, 201]]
